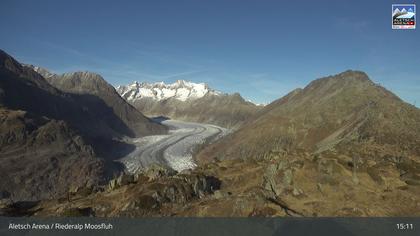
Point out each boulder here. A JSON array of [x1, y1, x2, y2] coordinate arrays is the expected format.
[[263, 164, 282, 196], [108, 179, 118, 191], [117, 174, 135, 186], [283, 169, 293, 186]]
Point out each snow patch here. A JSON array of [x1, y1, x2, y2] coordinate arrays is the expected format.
[[116, 80, 222, 102]]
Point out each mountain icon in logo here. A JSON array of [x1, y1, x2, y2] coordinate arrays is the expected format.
[[393, 6, 415, 19], [393, 8, 401, 16]]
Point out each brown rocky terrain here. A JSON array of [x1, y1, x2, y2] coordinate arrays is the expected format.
[[193, 70, 420, 216], [198, 70, 420, 162], [5, 155, 420, 217], [0, 49, 165, 201], [0, 108, 105, 202], [1, 165, 222, 217]]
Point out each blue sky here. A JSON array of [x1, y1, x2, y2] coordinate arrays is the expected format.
[[0, 0, 419, 105]]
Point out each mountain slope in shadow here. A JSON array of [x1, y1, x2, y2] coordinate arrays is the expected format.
[[0, 49, 164, 201], [45, 71, 166, 137]]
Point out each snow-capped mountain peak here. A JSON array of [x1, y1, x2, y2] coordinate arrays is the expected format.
[[117, 80, 223, 102]]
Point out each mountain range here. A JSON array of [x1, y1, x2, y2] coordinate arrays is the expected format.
[[117, 81, 262, 128], [13, 68, 420, 217], [117, 80, 222, 102]]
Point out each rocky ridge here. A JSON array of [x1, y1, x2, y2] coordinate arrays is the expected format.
[[118, 81, 261, 129]]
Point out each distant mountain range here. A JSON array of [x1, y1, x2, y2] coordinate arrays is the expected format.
[[117, 80, 223, 102], [117, 81, 262, 128]]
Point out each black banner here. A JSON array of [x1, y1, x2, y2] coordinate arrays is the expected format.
[[0, 217, 419, 236]]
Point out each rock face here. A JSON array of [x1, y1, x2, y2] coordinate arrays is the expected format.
[[0, 50, 164, 201], [117, 81, 261, 129]]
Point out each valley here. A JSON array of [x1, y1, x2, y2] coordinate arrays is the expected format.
[[120, 119, 228, 173]]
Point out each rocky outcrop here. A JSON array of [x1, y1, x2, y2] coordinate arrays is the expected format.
[[106, 165, 178, 191], [107, 173, 136, 191], [2, 170, 222, 217], [140, 164, 178, 180]]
